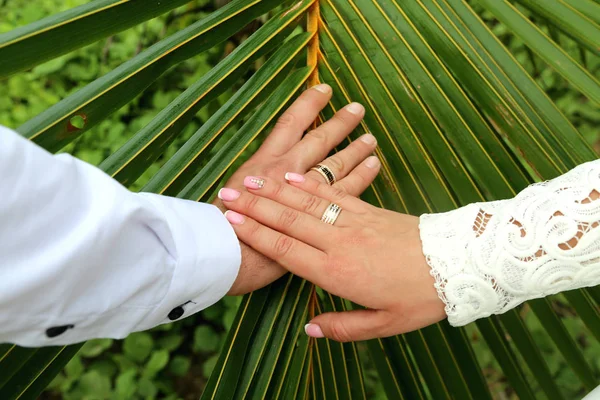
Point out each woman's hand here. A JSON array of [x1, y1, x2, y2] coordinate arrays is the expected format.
[[218, 174, 446, 341], [216, 84, 380, 296]]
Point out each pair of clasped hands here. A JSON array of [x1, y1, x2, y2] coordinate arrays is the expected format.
[[214, 84, 445, 342]]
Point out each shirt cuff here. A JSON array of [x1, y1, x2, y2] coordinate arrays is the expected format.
[[419, 204, 498, 327], [133, 194, 241, 332]]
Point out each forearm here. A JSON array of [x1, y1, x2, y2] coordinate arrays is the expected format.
[[0, 126, 241, 346], [420, 160, 600, 326]]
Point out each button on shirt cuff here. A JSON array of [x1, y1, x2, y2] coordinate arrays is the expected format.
[[132, 194, 242, 333]]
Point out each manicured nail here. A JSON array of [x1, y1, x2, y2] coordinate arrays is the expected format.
[[224, 210, 245, 225], [345, 102, 364, 115], [243, 176, 265, 189], [312, 83, 331, 94], [359, 133, 376, 145], [304, 323, 324, 338], [365, 156, 380, 169], [285, 172, 305, 183], [218, 188, 241, 201]]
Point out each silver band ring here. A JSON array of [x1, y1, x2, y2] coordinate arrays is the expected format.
[[321, 203, 342, 225], [310, 164, 336, 185]]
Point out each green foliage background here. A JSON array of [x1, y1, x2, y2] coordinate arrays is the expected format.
[[0, 1, 599, 399], [1, 1, 246, 399]]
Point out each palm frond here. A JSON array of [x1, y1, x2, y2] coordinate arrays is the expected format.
[[0, 0, 599, 399]]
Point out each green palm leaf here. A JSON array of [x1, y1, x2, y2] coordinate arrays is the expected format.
[[0, 0, 191, 78], [0, 0, 599, 399], [17, 0, 283, 152], [513, 0, 600, 56]]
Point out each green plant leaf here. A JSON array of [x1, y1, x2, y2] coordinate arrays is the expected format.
[[2, 0, 600, 398], [17, 0, 285, 152], [514, 0, 600, 56], [79, 339, 113, 358], [0, 344, 83, 400], [76, 370, 112, 399], [528, 298, 597, 389], [561, 0, 600, 26], [115, 369, 137, 400], [143, 350, 170, 379], [100, 0, 310, 187], [142, 32, 313, 196], [169, 355, 191, 377], [123, 332, 154, 364], [193, 326, 221, 353], [476, 0, 600, 105], [0, 0, 192, 78]]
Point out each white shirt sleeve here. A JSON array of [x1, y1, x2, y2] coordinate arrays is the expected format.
[[420, 160, 600, 326], [583, 384, 600, 399], [0, 126, 241, 347]]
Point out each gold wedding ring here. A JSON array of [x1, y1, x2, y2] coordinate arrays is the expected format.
[[310, 164, 336, 186], [321, 203, 342, 225]]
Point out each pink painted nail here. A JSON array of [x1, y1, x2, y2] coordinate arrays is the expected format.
[[285, 172, 305, 183], [304, 323, 324, 338], [224, 210, 245, 225], [243, 176, 265, 189], [218, 188, 241, 201]]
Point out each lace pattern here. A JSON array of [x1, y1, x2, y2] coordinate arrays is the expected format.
[[419, 160, 600, 326]]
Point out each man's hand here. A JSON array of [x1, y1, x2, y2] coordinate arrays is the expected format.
[[216, 84, 378, 295]]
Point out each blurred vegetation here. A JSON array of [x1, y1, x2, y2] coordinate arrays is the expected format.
[[0, 0, 599, 399]]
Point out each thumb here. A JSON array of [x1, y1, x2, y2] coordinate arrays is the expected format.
[[304, 309, 390, 342]]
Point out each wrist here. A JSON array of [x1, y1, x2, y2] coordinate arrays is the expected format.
[[408, 218, 447, 327]]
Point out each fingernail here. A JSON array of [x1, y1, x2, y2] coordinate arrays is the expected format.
[[285, 172, 305, 183], [218, 188, 241, 201], [304, 323, 324, 338], [312, 83, 331, 94], [243, 176, 265, 189], [345, 102, 364, 115], [359, 133, 376, 145], [224, 210, 245, 225], [365, 156, 380, 169]]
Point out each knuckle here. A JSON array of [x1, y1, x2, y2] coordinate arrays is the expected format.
[[355, 171, 369, 186], [275, 113, 296, 130], [335, 111, 354, 126], [307, 128, 327, 141], [244, 194, 260, 213], [270, 180, 286, 199], [332, 182, 349, 194], [325, 156, 345, 175], [278, 208, 299, 227], [273, 235, 294, 258], [245, 219, 261, 238], [329, 320, 353, 343], [261, 163, 283, 179], [330, 186, 348, 203], [300, 194, 322, 215]]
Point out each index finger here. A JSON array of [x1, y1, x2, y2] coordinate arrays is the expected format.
[[259, 84, 332, 156], [224, 210, 330, 287]]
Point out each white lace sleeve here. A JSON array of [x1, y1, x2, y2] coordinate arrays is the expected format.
[[419, 160, 600, 326]]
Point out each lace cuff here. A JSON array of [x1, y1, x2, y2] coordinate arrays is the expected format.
[[419, 160, 600, 326]]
